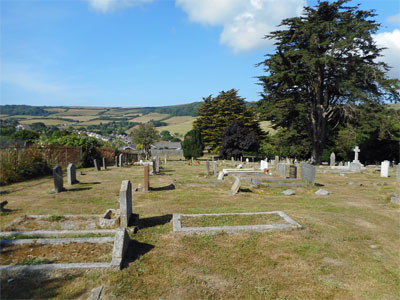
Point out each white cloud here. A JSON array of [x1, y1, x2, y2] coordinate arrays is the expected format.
[[87, 0, 152, 13], [386, 14, 400, 25], [176, 0, 306, 52], [373, 29, 400, 79]]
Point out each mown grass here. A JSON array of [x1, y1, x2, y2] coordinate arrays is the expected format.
[[0, 162, 399, 299], [181, 213, 284, 227]]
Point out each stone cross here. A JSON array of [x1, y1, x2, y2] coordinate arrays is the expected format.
[[53, 165, 64, 193], [144, 165, 150, 192], [102, 157, 107, 170], [67, 163, 78, 185], [330, 152, 336, 166], [353, 146, 360, 163], [119, 180, 132, 227]]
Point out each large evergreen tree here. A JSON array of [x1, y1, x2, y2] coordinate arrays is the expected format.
[[193, 89, 259, 153], [257, 0, 399, 164], [182, 129, 204, 159]]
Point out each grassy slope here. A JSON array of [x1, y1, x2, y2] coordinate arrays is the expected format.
[[0, 162, 399, 299]]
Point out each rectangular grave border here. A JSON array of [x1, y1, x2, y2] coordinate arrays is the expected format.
[[173, 211, 302, 234]]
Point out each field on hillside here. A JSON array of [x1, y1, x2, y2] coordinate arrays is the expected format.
[[0, 161, 399, 299]]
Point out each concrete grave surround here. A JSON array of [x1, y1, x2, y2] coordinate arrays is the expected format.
[[67, 163, 78, 185], [119, 180, 132, 227], [87, 286, 103, 300], [230, 176, 241, 195], [173, 211, 302, 234], [111, 227, 130, 269], [53, 165, 64, 193], [381, 160, 390, 177], [300, 163, 315, 186]]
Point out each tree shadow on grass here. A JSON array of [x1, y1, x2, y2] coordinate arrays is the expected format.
[[138, 214, 172, 229], [0, 272, 85, 299], [66, 187, 92, 192], [122, 240, 154, 269], [149, 184, 175, 191], [78, 182, 101, 185]]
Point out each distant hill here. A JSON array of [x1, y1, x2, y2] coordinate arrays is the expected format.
[[0, 105, 51, 116], [138, 102, 201, 117]]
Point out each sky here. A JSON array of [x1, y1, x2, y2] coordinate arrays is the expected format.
[[1, 0, 399, 107]]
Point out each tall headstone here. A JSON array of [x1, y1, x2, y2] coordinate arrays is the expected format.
[[381, 160, 389, 177], [164, 153, 168, 164], [111, 227, 130, 269], [231, 157, 234, 162], [94, 159, 100, 171], [289, 165, 297, 179], [213, 161, 217, 176], [67, 163, 77, 185], [301, 163, 315, 185], [144, 165, 149, 192], [206, 160, 210, 175], [156, 156, 160, 173], [102, 157, 107, 170], [229, 176, 241, 195], [260, 160, 268, 170], [275, 156, 279, 164], [396, 164, 400, 184], [330, 152, 336, 166], [277, 163, 287, 178], [152, 158, 157, 175], [353, 146, 360, 163], [120, 180, 132, 227], [53, 165, 64, 193], [119, 154, 123, 167], [115, 156, 118, 167]]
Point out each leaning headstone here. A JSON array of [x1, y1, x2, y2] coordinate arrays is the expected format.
[[229, 176, 241, 195], [206, 160, 210, 175], [330, 152, 336, 166], [102, 157, 107, 170], [115, 156, 118, 167], [315, 189, 329, 195], [119, 154, 123, 167], [111, 227, 130, 269], [289, 165, 297, 179], [217, 171, 224, 181], [277, 163, 287, 178], [87, 286, 103, 300], [381, 161, 389, 177], [93, 159, 100, 171], [301, 163, 315, 185], [67, 163, 78, 185], [120, 180, 132, 227], [53, 165, 64, 193], [282, 189, 295, 196], [213, 161, 217, 176], [144, 165, 149, 192]]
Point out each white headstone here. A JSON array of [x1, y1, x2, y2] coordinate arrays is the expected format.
[[381, 160, 389, 177], [353, 146, 360, 163]]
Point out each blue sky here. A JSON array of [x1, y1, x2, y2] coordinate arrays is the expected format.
[[1, 0, 399, 107]]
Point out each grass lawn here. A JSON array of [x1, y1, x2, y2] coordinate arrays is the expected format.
[[0, 162, 399, 299]]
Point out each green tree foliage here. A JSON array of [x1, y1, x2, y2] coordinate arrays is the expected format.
[[140, 102, 201, 116], [130, 123, 160, 159], [257, 0, 399, 164], [193, 89, 260, 153], [12, 130, 40, 143], [182, 129, 204, 159], [0, 105, 51, 116], [160, 130, 181, 142], [220, 120, 263, 159]]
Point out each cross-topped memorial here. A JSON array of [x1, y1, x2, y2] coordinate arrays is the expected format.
[[353, 146, 360, 163]]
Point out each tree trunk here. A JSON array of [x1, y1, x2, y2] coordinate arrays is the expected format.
[[310, 103, 327, 165]]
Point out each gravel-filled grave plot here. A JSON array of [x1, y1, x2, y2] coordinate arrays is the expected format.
[[0, 242, 113, 265]]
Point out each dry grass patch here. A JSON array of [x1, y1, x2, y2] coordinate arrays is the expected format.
[[129, 113, 170, 123]]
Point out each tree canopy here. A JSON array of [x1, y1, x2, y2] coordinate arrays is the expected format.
[[193, 89, 260, 153], [257, 0, 399, 163], [182, 129, 204, 159], [130, 123, 159, 159]]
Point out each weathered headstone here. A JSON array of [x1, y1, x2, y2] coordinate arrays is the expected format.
[[164, 153, 168, 164], [206, 160, 210, 175], [229, 176, 241, 195], [93, 159, 100, 171], [111, 227, 130, 269], [397, 164, 400, 184], [115, 156, 118, 167], [381, 160, 389, 177], [144, 165, 149, 192], [217, 171, 224, 181], [289, 165, 297, 179], [260, 160, 268, 170], [349, 162, 361, 172], [152, 158, 157, 175], [67, 163, 78, 185], [156, 156, 160, 173], [231, 157, 234, 162], [120, 180, 132, 227], [277, 163, 287, 178], [119, 154, 123, 167], [275, 156, 279, 163], [330, 152, 336, 166], [300, 163, 315, 185], [102, 157, 107, 170], [53, 165, 64, 193], [283, 189, 295, 196], [213, 161, 217, 176], [352, 146, 360, 163], [315, 189, 329, 195]]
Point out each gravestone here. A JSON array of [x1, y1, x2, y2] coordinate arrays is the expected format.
[[352, 146, 360, 164], [152, 158, 157, 175], [300, 163, 315, 185], [230, 176, 241, 195], [206, 160, 210, 175], [213, 161, 217, 176], [156, 156, 160, 173], [260, 160, 268, 170], [330, 152, 336, 166], [289, 165, 297, 179], [275, 156, 279, 164], [381, 160, 389, 177], [315, 189, 329, 195], [93, 159, 100, 171], [67, 163, 78, 185], [119, 180, 132, 227], [164, 153, 168, 164], [53, 165, 64, 193], [102, 157, 107, 170], [217, 171, 224, 181], [111, 227, 130, 269], [115, 156, 118, 167], [277, 163, 287, 178], [283, 189, 295, 196], [144, 165, 149, 192], [349, 162, 361, 172], [231, 157, 234, 162], [397, 164, 400, 184], [119, 154, 123, 167]]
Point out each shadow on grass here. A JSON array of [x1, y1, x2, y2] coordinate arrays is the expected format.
[[0, 272, 86, 299], [315, 183, 325, 187], [78, 182, 101, 185], [66, 187, 92, 192], [149, 184, 175, 191], [239, 188, 252, 193], [138, 214, 172, 229], [122, 240, 154, 269]]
